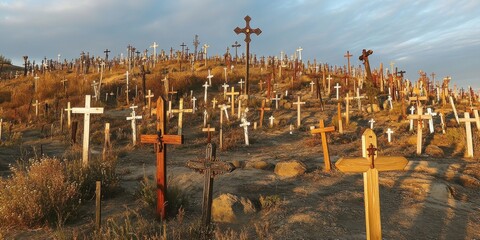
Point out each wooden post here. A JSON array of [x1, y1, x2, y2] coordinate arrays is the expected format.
[[71, 95, 104, 166], [186, 143, 235, 228], [449, 96, 459, 124], [458, 112, 478, 158], [310, 119, 335, 171], [95, 181, 102, 230], [140, 97, 184, 219], [337, 102, 343, 134], [103, 123, 111, 161], [226, 87, 239, 116], [336, 129, 408, 240]]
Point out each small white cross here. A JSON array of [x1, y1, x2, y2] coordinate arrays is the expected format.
[[369, 118, 375, 129], [386, 128, 394, 143], [334, 83, 341, 100]]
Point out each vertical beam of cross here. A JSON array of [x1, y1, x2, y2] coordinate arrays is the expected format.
[[234, 15, 262, 96]]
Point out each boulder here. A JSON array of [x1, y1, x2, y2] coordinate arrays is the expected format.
[[245, 160, 272, 170], [212, 193, 256, 223], [425, 144, 444, 157], [364, 104, 380, 113], [274, 160, 307, 178]]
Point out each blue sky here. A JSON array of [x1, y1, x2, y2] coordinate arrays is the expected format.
[[1, 0, 479, 89]]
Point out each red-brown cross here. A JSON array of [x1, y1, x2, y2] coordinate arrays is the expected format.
[[140, 97, 183, 219]]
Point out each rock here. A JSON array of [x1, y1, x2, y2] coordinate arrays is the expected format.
[[425, 144, 444, 157], [245, 160, 271, 170], [212, 193, 256, 223], [283, 101, 292, 109], [231, 160, 244, 169], [364, 104, 380, 113], [274, 160, 307, 178]]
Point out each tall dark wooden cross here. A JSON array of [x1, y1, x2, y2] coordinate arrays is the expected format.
[[234, 15, 262, 95], [140, 97, 184, 219], [231, 41, 241, 63], [359, 49, 374, 83], [186, 143, 236, 228], [104, 49, 110, 62], [344, 50, 352, 78], [193, 34, 200, 61]]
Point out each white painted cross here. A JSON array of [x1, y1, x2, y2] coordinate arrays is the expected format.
[[354, 88, 365, 111], [211, 98, 218, 109], [239, 117, 251, 145], [71, 95, 104, 166], [369, 118, 375, 129], [426, 108, 437, 133], [219, 103, 230, 121], [269, 115, 275, 128], [293, 96, 306, 127], [407, 107, 432, 155], [223, 67, 228, 82], [171, 98, 193, 135], [387, 95, 393, 111], [203, 81, 210, 103], [150, 42, 158, 67], [238, 79, 245, 93], [126, 105, 142, 145], [386, 128, 394, 143], [334, 83, 341, 100], [409, 106, 416, 131], [222, 82, 229, 100], [207, 70, 214, 86], [191, 97, 197, 113], [458, 112, 477, 158], [449, 96, 459, 124], [145, 90, 154, 113], [310, 81, 315, 93], [327, 75, 333, 95], [64, 102, 72, 128], [272, 93, 280, 110], [296, 47, 303, 61]]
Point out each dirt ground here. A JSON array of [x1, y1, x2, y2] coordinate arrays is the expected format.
[[1, 80, 480, 239]]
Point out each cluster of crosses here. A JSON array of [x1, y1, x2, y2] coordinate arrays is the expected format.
[[12, 15, 480, 240]]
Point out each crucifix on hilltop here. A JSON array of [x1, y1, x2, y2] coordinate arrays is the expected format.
[[234, 15, 262, 96], [359, 49, 374, 83], [231, 41, 241, 63]]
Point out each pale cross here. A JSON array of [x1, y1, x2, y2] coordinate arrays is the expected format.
[[449, 96, 459, 124], [191, 97, 197, 113], [310, 81, 315, 93], [326, 75, 333, 95], [221, 82, 229, 100], [426, 108, 437, 133], [386, 128, 394, 143], [150, 42, 158, 66], [369, 118, 375, 129], [336, 129, 408, 240], [272, 93, 280, 110], [71, 95, 104, 166], [226, 87, 240, 116], [145, 90, 155, 113], [296, 47, 303, 61], [219, 104, 230, 121], [458, 110, 480, 158], [207, 70, 214, 86], [239, 117, 251, 145], [238, 79, 245, 93], [126, 105, 143, 145], [211, 98, 218, 109], [203, 81, 210, 103], [407, 107, 432, 155], [223, 67, 228, 82], [34, 74, 40, 93], [334, 83, 341, 100], [32, 99, 40, 116], [293, 96, 306, 127], [409, 106, 415, 131], [171, 98, 193, 135], [387, 95, 393, 110], [203, 109, 208, 127], [269, 115, 275, 128], [64, 102, 72, 128]]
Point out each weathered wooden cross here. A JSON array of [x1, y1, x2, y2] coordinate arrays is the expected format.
[[32, 100, 40, 117], [239, 117, 251, 145], [336, 129, 408, 240], [458, 111, 480, 158], [186, 143, 235, 227], [140, 97, 184, 219], [407, 107, 432, 155], [203, 81, 210, 103], [293, 96, 306, 128], [71, 95, 104, 166], [171, 98, 193, 135], [145, 90, 154, 115], [234, 15, 262, 95], [257, 99, 271, 128], [310, 119, 335, 171], [226, 87, 240, 116]]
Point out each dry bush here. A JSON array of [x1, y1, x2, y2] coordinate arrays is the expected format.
[[222, 125, 244, 151], [0, 157, 80, 229]]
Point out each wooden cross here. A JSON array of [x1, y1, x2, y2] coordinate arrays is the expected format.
[[293, 96, 305, 127], [336, 129, 408, 240], [238, 79, 245, 93], [310, 119, 335, 171], [186, 143, 235, 227], [257, 99, 271, 128], [32, 99, 40, 117], [458, 111, 479, 158], [369, 118, 375, 129], [64, 102, 72, 128], [221, 82, 229, 100], [326, 75, 333, 95], [171, 98, 193, 135], [218, 104, 230, 149], [206, 70, 214, 86], [239, 117, 251, 145], [211, 98, 218, 109], [426, 108, 437, 133], [71, 95, 104, 166], [344, 50, 352, 77], [337, 102, 344, 134], [449, 96, 460, 124], [191, 97, 197, 113], [269, 115, 275, 128], [408, 95, 428, 107], [145, 89, 154, 108], [407, 107, 432, 155], [126, 105, 142, 145], [140, 97, 183, 219], [310, 81, 315, 93], [271, 93, 280, 110], [409, 106, 415, 131], [344, 93, 354, 126], [234, 15, 262, 95], [226, 87, 240, 116], [202, 124, 216, 143]]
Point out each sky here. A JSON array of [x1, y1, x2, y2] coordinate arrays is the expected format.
[[1, 0, 479, 89]]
